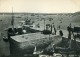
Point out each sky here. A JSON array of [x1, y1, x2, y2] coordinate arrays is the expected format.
[[0, 0, 80, 13]]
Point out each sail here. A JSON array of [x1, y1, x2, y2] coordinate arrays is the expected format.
[[33, 46, 43, 54], [33, 46, 37, 54]]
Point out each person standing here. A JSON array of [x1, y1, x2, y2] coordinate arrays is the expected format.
[[54, 27, 56, 35], [59, 30, 63, 37], [59, 30, 64, 42]]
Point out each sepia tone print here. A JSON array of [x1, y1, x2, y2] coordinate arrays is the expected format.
[[0, 0, 80, 57]]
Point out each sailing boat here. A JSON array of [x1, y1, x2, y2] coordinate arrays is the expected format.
[[3, 8, 14, 42]]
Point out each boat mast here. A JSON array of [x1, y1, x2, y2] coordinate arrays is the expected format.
[[11, 7, 14, 29]]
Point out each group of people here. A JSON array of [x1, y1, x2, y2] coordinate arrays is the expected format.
[[45, 23, 64, 36]]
